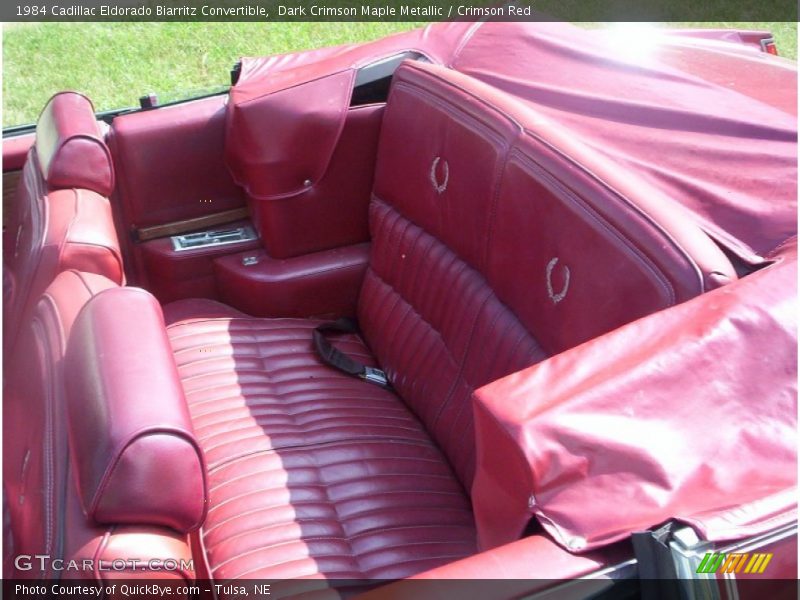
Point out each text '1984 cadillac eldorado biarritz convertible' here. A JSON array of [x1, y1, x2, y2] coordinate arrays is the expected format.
[[1, 20, 797, 599]]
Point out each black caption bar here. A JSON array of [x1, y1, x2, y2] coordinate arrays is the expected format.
[[3, 0, 798, 22], [4, 577, 800, 600]]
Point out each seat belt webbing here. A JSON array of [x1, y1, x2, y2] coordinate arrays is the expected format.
[[313, 318, 390, 388]]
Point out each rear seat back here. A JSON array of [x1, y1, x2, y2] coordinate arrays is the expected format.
[[361, 62, 736, 488], [3, 92, 122, 354]]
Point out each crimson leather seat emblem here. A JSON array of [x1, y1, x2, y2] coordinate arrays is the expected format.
[[546, 257, 570, 304], [430, 156, 449, 194]]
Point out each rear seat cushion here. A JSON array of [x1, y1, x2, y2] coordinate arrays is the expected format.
[[163, 298, 477, 580], [35, 92, 114, 196]]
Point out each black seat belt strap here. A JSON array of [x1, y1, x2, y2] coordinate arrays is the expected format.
[[313, 318, 390, 388]]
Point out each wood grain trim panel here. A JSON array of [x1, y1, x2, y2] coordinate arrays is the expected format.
[[136, 207, 250, 242]]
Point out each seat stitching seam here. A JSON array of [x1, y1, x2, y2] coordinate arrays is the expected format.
[[206, 436, 439, 474]]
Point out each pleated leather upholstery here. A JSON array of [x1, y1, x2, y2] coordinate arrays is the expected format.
[[359, 199, 545, 487], [164, 303, 477, 580]]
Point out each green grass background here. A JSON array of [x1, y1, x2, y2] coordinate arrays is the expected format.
[[3, 21, 796, 126]]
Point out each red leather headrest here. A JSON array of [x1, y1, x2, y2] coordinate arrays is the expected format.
[[65, 287, 207, 533], [35, 92, 114, 196]]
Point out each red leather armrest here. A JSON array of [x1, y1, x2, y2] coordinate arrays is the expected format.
[[214, 242, 370, 318], [65, 287, 207, 533]]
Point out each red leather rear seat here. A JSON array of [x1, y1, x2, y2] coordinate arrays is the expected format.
[[163, 302, 476, 579], [164, 61, 736, 580]]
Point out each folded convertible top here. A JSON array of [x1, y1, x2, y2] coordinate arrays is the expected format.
[[233, 21, 797, 262], [473, 242, 797, 552], [453, 22, 797, 262]]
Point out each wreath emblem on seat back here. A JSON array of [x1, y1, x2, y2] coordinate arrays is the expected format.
[[430, 157, 449, 194], [546, 257, 570, 304]]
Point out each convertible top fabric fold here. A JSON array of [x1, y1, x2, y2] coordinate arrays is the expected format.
[[233, 21, 797, 261]]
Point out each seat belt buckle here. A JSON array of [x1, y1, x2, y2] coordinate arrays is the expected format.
[[361, 366, 389, 387]]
